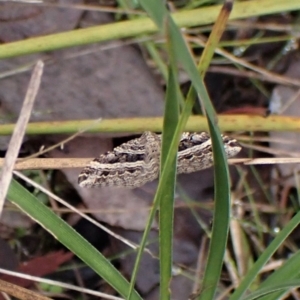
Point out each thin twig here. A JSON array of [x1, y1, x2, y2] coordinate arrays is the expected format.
[[0, 157, 299, 171], [1, 158, 91, 170], [188, 35, 300, 87], [13, 170, 141, 252], [0, 61, 43, 216], [23, 118, 102, 161], [0, 278, 52, 300], [0, 269, 123, 300]]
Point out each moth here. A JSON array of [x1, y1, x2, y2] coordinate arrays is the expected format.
[[78, 131, 241, 188]]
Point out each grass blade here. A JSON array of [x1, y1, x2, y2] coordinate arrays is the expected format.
[[133, 1, 233, 299], [159, 21, 183, 298], [230, 210, 300, 300], [7, 178, 142, 300]]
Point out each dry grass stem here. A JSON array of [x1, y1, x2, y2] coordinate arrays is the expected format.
[[188, 35, 300, 87], [0, 278, 52, 300], [0, 157, 300, 170], [23, 118, 102, 161], [0, 269, 123, 300], [0, 60, 44, 216]]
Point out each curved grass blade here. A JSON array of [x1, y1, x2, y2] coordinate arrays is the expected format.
[[247, 250, 300, 300], [158, 22, 182, 298], [130, 1, 233, 300], [7, 178, 142, 300], [127, 19, 183, 299], [0, 0, 299, 59], [241, 280, 300, 300], [230, 210, 300, 300]]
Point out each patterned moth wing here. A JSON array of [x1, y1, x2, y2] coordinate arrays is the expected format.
[[176, 132, 241, 174], [78, 131, 161, 188], [78, 131, 242, 188]]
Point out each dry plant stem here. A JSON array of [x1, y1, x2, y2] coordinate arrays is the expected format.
[[46, 201, 212, 215], [0, 60, 43, 216], [188, 35, 300, 87], [228, 20, 297, 32], [192, 236, 208, 294], [39, 1, 146, 15], [224, 249, 240, 288], [241, 142, 300, 157], [261, 260, 284, 273], [24, 118, 102, 161], [0, 37, 157, 80], [1, 157, 300, 170], [0, 0, 299, 59], [208, 66, 297, 86], [0, 278, 52, 300], [235, 157, 300, 165], [279, 89, 300, 115], [230, 204, 248, 276], [0, 268, 123, 300], [234, 135, 300, 144], [5, 158, 91, 170], [241, 132, 300, 157], [1, 115, 300, 135], [216, 285, 235, 300]]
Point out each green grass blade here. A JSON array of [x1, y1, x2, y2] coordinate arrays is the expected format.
[[192, 3, 233, 299], [252, 250, 300, 300], [242, 280, 300, 300], [1, 115, 300, 136], [127, 25, 183, 299], [159, 23, 182, 298], [7, 178, 142, 300], [134, 1, 233, 300], [198, 119, 231, 300], [0, 0, 299, 58], [230, 210, 300, 300]]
